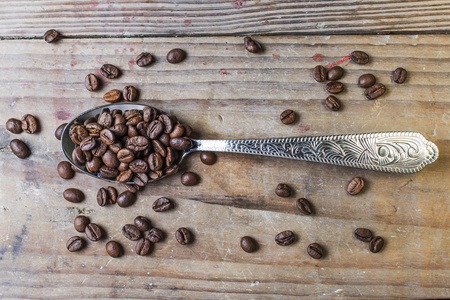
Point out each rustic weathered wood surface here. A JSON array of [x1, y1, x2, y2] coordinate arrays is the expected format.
[[0, 35, 449, 298], [1, 0, 450, 38]]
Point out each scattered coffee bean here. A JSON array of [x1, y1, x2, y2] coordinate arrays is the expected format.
[[240, 236, 258, 253], [97, 187, 109, 206], [181, 172, 200, 186], [167, 49, 186, 64], [6, 118, 23, 134], [103, 89, 122, 103], [358, 74, 376, 88], [122, 224, 142, 241], [307, 243, 324, 259], [10, 139, 31, 159], [43, 29, 60, 43], [85, 223, 103, 241], [100, 64, 120, 79], [63, 188, 85, 203], [275, 183, 291, 197], [392, 67, 407, 84], [175, 228, 193, 245], [327, 66, 344, 81], [364, 83, 386, 100], [67, 236, 84, 252], [55, 123, 67, 140], [325, 95, 341, 111], [106, 241, 123, 258], [134, 216, 151, 231], [280, 110, 296, 125], [296, 198, 313, 215], [57, 161, 75, 179], [326, 81, 344, 94], [200, 151, 217, 165], [350, 50, 369, 65], [312, 65, 327, 82], [147, 228, 164, 243], [117, 191, 137, 207], [275, 230, 295, 246], [136, 52, 153, 67], [74, 215, 90, 232], [135, 238, 152, 256], [244, 37, 262, 53], [21, 114, 38, 134], [123, 86, 138, 101], [152, 197, 173, 212], [169, 137, 192, 151], [369, 236, 384, 253], [354, 228, 373, 242], [85, 74, 99, 91], [347, 177, 364, 195], [107, 186, 118, 204]]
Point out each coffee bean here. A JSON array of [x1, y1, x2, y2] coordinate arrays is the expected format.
[[147, 228, 164, 243], [240, 236, 258, 253], [133, 172, 149, 187], [347, 177, 364, 195], [244, 37, 262, 53], [86, 157, 101, 173], [169, 124, 185, 138], [147, 120, 164, 139], [85, 223, 103, 241], [158, 115, 174, 134], [10, 139, 31, 159], [354, 228, 373, 242], [182, 124, 193, 137], [67, 236, 84, 252], [72, 146, 87, 165], [74, 215, 90, 232], [312, 65, 327, 82], [175, 228, 193, 245], [307, 243, 324, 259], [325, 95, 341, 111], [69, 124, 89, 145], [63, 188, 85, 203], [358, 74, 376, 88], [275, 230, 295, 246], [327, 66, 344, 81], [135, 238, 152, 256], [152, 197, 173, 212], [107, 186, 118, 204], [165, 148, 177, 167], [43, 29, 60, 43], [296, 198, 313, 215], [100, 64, 120, 79], [123, 86, 138, 101], [129, 159, 149, 173], [131, 216, 150, 232], [116, 169, 132, 183], [80, 136, 97, 151], [117, 191, 137, 207], [118, 162, 129, 172], [143, 107, 158, 123], [181, 172, 199, 186], [117, 148, 135, 163], [103, 89, 122, 103], [136, 52, 153, 67], [148, 153, 163, 171], [97, 187, 109, 206], [6, 118, 23, 134], [392, 67, 407, 84], [167, 49, 186, 64], [98, 111, 112, 128], [151, 140, 166, 158], [126, 136, 149, 152], [169, 137, 192, 151], [102, 150, 120, 169], [92, 142, 108, 157], [106, 241, 123, 258], [369, 236, 384, 253], [364, 83, 386, 100], [274, 183, 291, 197], [164, 165, 179, 176], [350, 50, 369, 65], [326, 81, 344, 94], [85, 74, 99, 91], [159, 133, 170, 146], [124, 183, 140, 193], [21, 114, 38, 134], [55, 123, 67, 140], [57, 161, 75, 179], [85, 123, 103, 138], [200, 151, 217, 165], [280, 110, 296, 125], [99, 166, 119, 179], [122, 224, 142, 241]]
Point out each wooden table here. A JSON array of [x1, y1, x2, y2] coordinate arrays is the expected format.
[[0, 1, 449, 298]]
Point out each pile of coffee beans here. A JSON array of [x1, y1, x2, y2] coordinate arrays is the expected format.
[[66, 215, 105, 252], [5, 113, 40, 159], [354, 228, 385, 253]]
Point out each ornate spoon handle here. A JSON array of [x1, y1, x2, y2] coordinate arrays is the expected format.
[[191, 132, 438, 173]]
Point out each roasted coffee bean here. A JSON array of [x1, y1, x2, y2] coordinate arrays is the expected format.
[[327, 66, 344, 81], [117, 191, 137, 207], [127, 125, 139, 137], [109, 141, 122, 153], [175, 228, 193, 245], [275, 183, 291, 197], [169, 124, 185, 138], [118, 162, 129, 172], [200, 151, 217, 165], [63, 188, 85, 203], [182, 124, 192, 137], [85, 74, 99, 91], [85, 223, 103, 241], [92, 142, 108, 157], [159, 133, 170, 146], [117, 148, 134, 163], [128, 159, 147, 173], [69, 124, 89, 145], [392, 67, 407, 84], [107, 186, 118, 204], [122, 224, 141, 241], [307, 243, 324, 259], [106, 241, 123, 258], [296, 198, 313, 215], [6, 118, 23, 134], [136, 52, 153, 67], [43, 29, 60, 43], [124, 109, 139, 120], [312, 65, 327, 82], [111, 124, 127, 137], [123, 86, 138, 101], [350, 50, 369, 65], [114, 113, 125, 125], [97, 187, 109, 206], [116, 169, 133, 183], [326, 81, 344, 94], [54, 123, 67, 140], [102, 150, 120, 169], [136, 121, 149, 137], [134, 216, 151, 232], [325, 95, 341, 111], [280, 110, 296, 125], [10, 139, 31, 159], [74, 216, 90, 232], [132, 173, 148, 187], [151, 140, 166, 157], [165, 147, 177, 167], [164, 165, 179, 176], [152, 197, 173, 212], [369, 236, 384, 253], [240, 236, 258, 253], [275, 230, 295, 246], [126, 136, 149, 151], [135, 238, 152, 256], [80, 136, 97, 151], [72, 146, 87, 165], [84, 150, 93, 162], [58, 161, 75, 179], [354, 228, 373, 242], [84, 116, 98, 126], [364, 83, 386, 100], [103, 89, 122, 103], [98, 111, 113, 127], [148, 153, 163, 171], [181, 172, 199, 186], [347, 177, 364, 195], [85, 123, 103, 137], [21, 114, 38, 134], [98, 166, 119, 179], [244, 37, 262, 53], [170, 137, 192, 151], [100, 64, 120, 79], [358, 74, 376, 88], [67, 236, 84, 252], [167, 49, 186, 64], [124, 183, 140, 193], [147, 120, 164, 139], [86, 157, 101, 173], [126, 115, 143, 127], [158, 114, 174, 134], [143, 107, 158, 123]]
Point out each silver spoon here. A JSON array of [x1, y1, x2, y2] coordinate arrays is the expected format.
[[62, 103, 439, 183]]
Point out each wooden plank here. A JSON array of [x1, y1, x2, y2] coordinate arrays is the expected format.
[[0, 35, 449, 298], [1, 1, 450, 38]]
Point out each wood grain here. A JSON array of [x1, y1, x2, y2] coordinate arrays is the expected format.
[[0, 36, 449, 298], [1, 0, 450, 38]]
